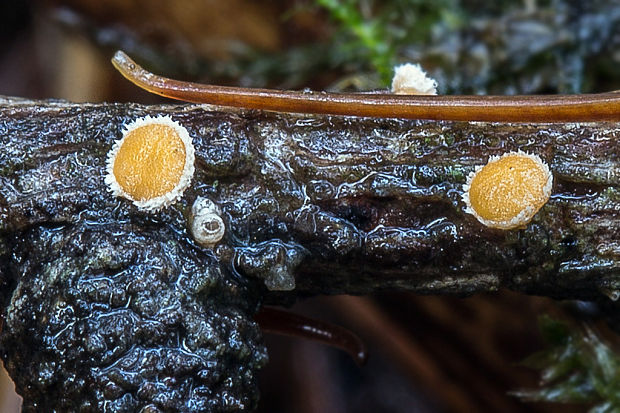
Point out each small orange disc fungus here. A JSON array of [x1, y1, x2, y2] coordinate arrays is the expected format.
[[105, 115, 195, 211], [462, 151, 553, 229]]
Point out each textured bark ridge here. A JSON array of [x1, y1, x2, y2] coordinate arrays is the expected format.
[[0, 97, 618, 411]]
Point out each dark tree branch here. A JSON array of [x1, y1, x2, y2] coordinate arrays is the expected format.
[[0, 97, 618, 411]]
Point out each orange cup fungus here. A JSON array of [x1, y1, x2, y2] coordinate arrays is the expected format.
[[462, 151, 553, 230], [105, 115, 195, 211]]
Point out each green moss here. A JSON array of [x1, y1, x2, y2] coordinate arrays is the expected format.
[[602, 187, 620, 202], [513, 316, 620, 411], [315, 0, 396, 84]]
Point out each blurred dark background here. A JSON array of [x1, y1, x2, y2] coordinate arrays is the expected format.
[[1, 1, 619, 412]]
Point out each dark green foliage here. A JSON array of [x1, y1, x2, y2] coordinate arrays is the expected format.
[[314, 0, 462, 86], [221, 0, 619, 93], [311, 0, 620, 92], [73, 0, 619, 94]]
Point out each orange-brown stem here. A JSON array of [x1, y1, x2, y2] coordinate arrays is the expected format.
[[255, 306, 368, 366], [112, 50, 620, 122]]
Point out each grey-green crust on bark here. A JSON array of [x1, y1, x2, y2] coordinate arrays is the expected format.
[[0, 97, 618, 410]]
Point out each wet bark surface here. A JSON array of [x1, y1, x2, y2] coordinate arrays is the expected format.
[[0, 97, 618, 411]]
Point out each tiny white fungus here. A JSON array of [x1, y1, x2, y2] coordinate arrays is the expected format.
[[391, 63, 438, 95]]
